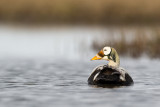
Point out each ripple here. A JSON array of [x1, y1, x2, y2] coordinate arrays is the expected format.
[[0, 59, 159, 107]]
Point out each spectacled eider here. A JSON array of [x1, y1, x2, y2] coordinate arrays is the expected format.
[[88, 46, 134, 87]]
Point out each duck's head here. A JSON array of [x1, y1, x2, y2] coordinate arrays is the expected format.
[[91, 46, 120, 67]]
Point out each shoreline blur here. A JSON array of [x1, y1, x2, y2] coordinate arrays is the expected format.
[[92, 26, 160, 58], [0, 24, 159, 59], [0, 0, 159, 59], [0, 0, 160, 25]]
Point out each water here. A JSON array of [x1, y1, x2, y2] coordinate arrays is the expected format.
[[0, 25, 106, 59], [0, 58, 159, 107], [0, 25, 160, 107]]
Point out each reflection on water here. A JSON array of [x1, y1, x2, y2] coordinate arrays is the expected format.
[[0, 25, 159, 107]]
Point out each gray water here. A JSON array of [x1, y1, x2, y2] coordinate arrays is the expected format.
[[0, 25, 160, 107], [0, 58, 160, 107]]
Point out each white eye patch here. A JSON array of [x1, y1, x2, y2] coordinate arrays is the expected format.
[[103, 47, 111, 55]]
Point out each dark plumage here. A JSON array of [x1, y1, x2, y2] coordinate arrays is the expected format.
[[88, 65, 134, 87], [90, 46, 134, 87]]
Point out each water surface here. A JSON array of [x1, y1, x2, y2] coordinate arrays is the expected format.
[[0, 58, 159, 107], [0, 25, 159, 107]]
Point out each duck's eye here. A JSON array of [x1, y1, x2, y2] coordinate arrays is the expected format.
[[104, 49, 107, 51]]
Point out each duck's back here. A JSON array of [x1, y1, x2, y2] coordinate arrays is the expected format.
[[88, 65, 134, 86]]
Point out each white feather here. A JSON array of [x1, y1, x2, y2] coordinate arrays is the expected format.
[[118, 67, 127, 81], [91, 65, 105, 81], [103, 47, 111, 55], [93, 72, 100, 81]]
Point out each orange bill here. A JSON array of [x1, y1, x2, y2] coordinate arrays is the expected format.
[[98, 50, 104, 57], [91, 55, 102, 60]]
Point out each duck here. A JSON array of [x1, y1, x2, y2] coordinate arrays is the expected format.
[[88, 46, 134, 87]]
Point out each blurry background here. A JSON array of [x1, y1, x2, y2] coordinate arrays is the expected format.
[[0, 0, 160, 107], [0, 0, 159, 59]]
